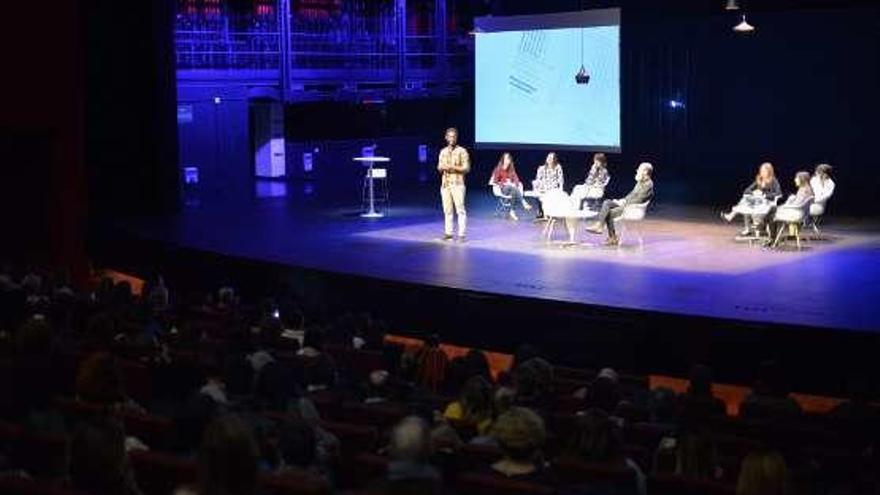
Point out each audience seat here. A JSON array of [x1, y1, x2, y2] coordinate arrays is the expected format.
[[648, 473, 736, 495], [129, 449, 198, 495], [553, 456, 640, 487], [317, 420, 379, 459], [350, 452, 389, 488], [259, 471, 332, 495], [454, 472, 555, 495], [0, 477, 88, 495]]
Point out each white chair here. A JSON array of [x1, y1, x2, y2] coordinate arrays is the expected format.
[[572, 176, 610, 212], [362, 167, 389, 211], [541, 191, 595, 244], [771, 199, 813, 250], [490, 181, 524, 217], [806, 197, 831, 239], [612, 201, 650, 248]]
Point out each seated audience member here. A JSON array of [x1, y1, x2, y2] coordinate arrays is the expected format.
[[739, 361, 802, 421], [10, 315, 65, 432], [70, 418, 143, 495], [828, 374, 880, 423], [767, 171, 814, 246], [174, 393, 221, 456], [298, 328, 337, 392], [574, 153, 611, 210], [736, 449, 787, 495], [653, 428, 723, 482], [585, 162, 654, 246], [176, 414, 260, 495], [512, 357, 554, 413], [413, 334, 449, 393], [809, 163, 835, 209], [562, 408, 646, 495], [443, 375, 494, 436], [485, 407, 554, 484], [275, 416, 329, 481], [721, 162, 782, 236], [490, 152, 533, 221], [680, 364, 726, 420], [532, 152, 566, 219], [75, 352, 144, 412], [581, 369, 625, 425], [371, 416, 442, 495]]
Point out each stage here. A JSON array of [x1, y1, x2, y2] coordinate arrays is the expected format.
[[112, 184, 880, 334]]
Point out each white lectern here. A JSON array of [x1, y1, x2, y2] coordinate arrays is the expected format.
[[354, 156, 390, 218]]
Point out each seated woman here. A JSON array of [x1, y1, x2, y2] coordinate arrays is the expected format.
[[483, 406, 555, 485], [767, 170, 814, 246], [443, 375, 494, 438], [572, 153, 611, 211], [532, 152, 565, 219], [721, 162, 782, 236], [489, 152, 532, 221], [810, 163, 835, 211], [560, 408, 646, 495]]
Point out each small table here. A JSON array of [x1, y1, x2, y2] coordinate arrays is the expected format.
[[354, 156, 390, 218]]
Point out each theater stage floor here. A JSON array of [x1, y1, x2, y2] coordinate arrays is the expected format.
[[117, 188, 880, 334]]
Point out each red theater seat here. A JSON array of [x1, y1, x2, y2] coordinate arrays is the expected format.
[[259, 471, 332, 495], [350, 452, 389, 488], [553, 456, 640, 487], [129, 450, 198, 495], [454, 472, 555, 495], [0, 477, 88, 495], [648, 474, 736, 495]]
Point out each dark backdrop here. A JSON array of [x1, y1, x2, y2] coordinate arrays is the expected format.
[[290, 2, 879, 216]]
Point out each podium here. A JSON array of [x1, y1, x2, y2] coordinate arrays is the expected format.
[[354, 156, 390, 218]]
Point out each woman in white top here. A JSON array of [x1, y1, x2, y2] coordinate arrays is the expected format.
[[810, 163, 835, 210], [533, 152, 564, 219]]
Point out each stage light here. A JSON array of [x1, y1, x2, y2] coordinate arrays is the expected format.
[[725, 0, 740, 11], [733, 14, 755, 33], [668, 100, 685, 109], [575, 65, 591, 85], [213, 96, 222, 104]]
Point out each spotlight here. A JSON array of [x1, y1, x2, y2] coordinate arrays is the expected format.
[[733, 14, 755, 33], [213, 96, 222, 104], [575, 65, 591, 85], [668, 100, 685, 109], [725, 0, 740, 10]]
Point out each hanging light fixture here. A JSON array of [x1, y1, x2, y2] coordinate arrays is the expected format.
[[733, 14, 755, 33], [725, 0, 740, 10]]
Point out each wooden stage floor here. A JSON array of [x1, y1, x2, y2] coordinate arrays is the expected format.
[[116, 190, 880, 334]]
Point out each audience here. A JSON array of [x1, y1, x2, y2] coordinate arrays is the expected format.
[[69, 418, 143, 495], [486, 406, 554, 484], [372, 415, 442, 495], [740, 360, 802, 421], [680, 364, 727, 420], [736, 449, 787, 495], [443, 375, 494, 436], [177, 414, 260, 495], [0, 261, 874, 495], [563, 408, 646, 495]]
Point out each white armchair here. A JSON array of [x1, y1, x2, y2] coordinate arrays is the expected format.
[[540, 190, 596, 244], [612, 201, 651, 248], [771, 199, 813, 249]]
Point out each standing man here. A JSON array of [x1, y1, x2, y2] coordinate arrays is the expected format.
[[585, 162, 654, 246], [437, 127, 470, 241]]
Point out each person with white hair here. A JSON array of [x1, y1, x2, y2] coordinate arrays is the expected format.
[[585, 162, 654, 246], [375, 416, 442, 494]]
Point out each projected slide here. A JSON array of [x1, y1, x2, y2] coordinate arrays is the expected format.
[[475, 10, 621, 151]]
